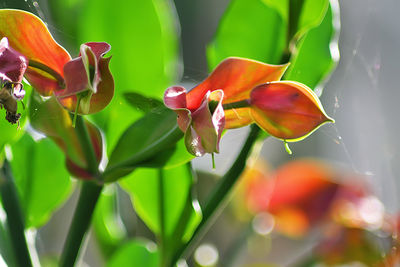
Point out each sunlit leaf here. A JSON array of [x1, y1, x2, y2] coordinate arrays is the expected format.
[[119, 164, 202, 254], [93, 184, 127, 258], [10, 134, 72, 228], [104, 110, 185, 182], [292, 0, 330, 41], [207, 0, 287, 69], [77, 0, 181, 153], [284, 1, 339, 93], [106, 239, 158, 267]]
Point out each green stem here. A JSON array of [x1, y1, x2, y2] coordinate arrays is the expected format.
[[158, 169, 168, 267], [74, 115, 100, 179], [172, 124, 261, 263], [28, 60, 65, 88], [0, 160, 32, 267], [60, 115, 103, 267], [59, 181, 103, 267], [72, 95, 83, 128], [222, 99, 250, 110]]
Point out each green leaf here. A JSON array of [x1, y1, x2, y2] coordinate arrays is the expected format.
[[294, 0, 330, 40], [77, 0, 181, 153], [47, 0, 83, 49], [9, 134, 72, 228], [123, 92, 164, 113], [284, 1, 339, 92], [207, 0, 287, 69], [106, 239, 159, 267], [93, 184, 127, 259], [119, 164, 201, 254], [262, 0, 288, 23], [104, 110, 184, 182]]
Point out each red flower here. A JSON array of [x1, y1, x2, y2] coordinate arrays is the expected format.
[[164, 57, 333, 156], [0, 9, 114, 115], [0, 37, 28, 124]]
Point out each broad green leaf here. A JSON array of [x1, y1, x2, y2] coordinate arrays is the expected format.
[[120, 164, 202, 253], [262, 0, 288, 23], [207, 0, 287, 69], [10, 134, 72, 228], [104, 110, 185, 182], [47, 0, 83, 49], [106, 239, 158, 267], [93, 184, 127, 259], [284, 1, 339, 92], [295, 0, 329, 41], [77, 0, 181, 153]]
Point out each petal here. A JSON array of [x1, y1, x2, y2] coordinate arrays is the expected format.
[[190, 90, 225, 155], [57, 56, 115, 114], [58, 57, 88, 97], [163, 86, 191, 132], [184, 126, 205, 157], [249, 81, 334, 141], [187, 57, 289, 110], [224, 108, 253, 129], [0, 9, 71, 95], [57, 42, 111, 98], [0, 37, 27, 84]]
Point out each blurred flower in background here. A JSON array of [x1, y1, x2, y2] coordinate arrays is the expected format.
[[218, 158, 400, 266]]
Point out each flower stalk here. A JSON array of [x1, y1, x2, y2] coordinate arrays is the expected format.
[[60, 115, 103, 267], [0, 159, 33, 267]]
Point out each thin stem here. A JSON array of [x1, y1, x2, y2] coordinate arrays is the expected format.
[[59, 181, 103, 267], [72, 95, 82, 128], [74, 115, 100, 179], [0, 160, 32, 267], [158, 169, 168, 267], [222, 99, 250, 110], [172, 124, 261, 263], [28, 60, 65, 88], [60, 115, 103, 267]]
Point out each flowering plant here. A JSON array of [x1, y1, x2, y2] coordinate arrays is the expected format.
[[0, 2, 371, 267]]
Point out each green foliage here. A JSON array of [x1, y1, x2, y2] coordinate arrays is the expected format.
[[284, 2, 339, 92], [291, 0, 330, 42], [93, 184, 127, 258], [123, 92, 164, 113], [105, 110, 189, 181], [207, 0, 287, 68], [106, 239, 159, 267], [119, 164, 201, 258], [76, 0, 181, 153], [10, 134, 72, 228]]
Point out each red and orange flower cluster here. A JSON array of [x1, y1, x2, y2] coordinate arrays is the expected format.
[[0, 9, 114, 124], [164, 57, 334, 156]]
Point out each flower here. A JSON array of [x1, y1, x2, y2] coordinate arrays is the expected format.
[[0, 37, 28, 124], [164, 57, 333, 156], [55, 42, 113, 115], [0, 9, 114, 116]]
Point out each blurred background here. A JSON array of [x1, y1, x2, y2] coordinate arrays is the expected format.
[[1, 0, 400, 266]]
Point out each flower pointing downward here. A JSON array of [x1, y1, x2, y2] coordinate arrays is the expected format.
[[0, 9, 114, 126], [0, 37, 28, 124], [164, 57, 334, 156]]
